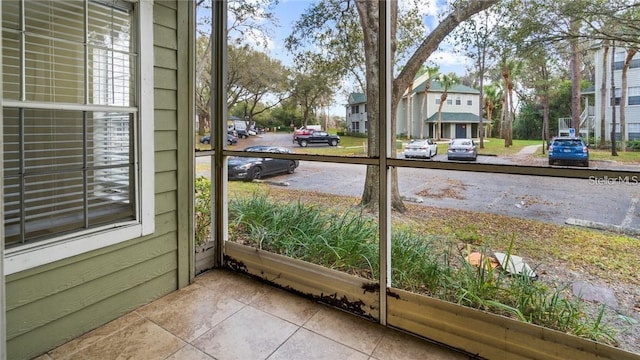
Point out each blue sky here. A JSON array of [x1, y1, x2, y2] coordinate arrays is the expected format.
[[215, 0, 470, 115]]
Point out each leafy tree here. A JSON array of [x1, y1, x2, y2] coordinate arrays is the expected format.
[[195, 0, 278, 134], [514, 100, 542, 140], [452, 7, 508, 148], [289, 52, 340, 128], [238, 48, 290, 127]]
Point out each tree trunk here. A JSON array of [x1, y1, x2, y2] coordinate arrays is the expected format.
[[599, 41, 609, 149], [570, 18, 582, 133], [620, 48, 636, 152], [499, 96, 506, 139], [356, 0, 406, 213], [355, 0, 497, 212], [437, 94, 446, 140], [611, 41, 618, 156], [419, 84, 429, 139], [199, 114, 209, 136], [478, 45, 486, 147]]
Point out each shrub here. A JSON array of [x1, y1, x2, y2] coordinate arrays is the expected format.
[[194, 176, 211, 246], [627, 139, 640, 151]]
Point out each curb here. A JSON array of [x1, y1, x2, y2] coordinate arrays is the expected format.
[[565, 218, 640, 237]]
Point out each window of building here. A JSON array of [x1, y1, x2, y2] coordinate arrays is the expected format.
[[628, 86, 640, 105], [447, 98, 452, 105], [613, 88, 621, 106], [455, 97, 461, 105], [467, 99, 473, 106], [351, 105, 360, 114], [2, 0, 154, 274], [435, 99, 440, 104], [614, 50, 640, 70]]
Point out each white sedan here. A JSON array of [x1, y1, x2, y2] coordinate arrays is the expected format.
[[404, 139, 438, 159]]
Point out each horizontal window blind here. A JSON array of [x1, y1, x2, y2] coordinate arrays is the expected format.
[[2, 0, 138, 247]]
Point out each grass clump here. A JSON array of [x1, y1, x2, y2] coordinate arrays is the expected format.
[[227, 195, 620, 345], [229, 194, 379, 277]]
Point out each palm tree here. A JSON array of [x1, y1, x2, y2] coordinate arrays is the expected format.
[[436, 73, 458, 140], [620, 47, 637, 152], [418, 66, 440, 139], [483, 83, 501, 138], [500, 58, 521, 147]]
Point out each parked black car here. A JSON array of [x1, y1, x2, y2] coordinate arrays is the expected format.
[[228, 146, 299, 181], [296, 131, 340, 147], [200, 134, 238, 145]]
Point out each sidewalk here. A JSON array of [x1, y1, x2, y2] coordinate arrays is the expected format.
[[516, 144, 543, 156]]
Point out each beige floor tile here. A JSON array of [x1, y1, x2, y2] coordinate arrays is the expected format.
[[31, 355, 52, 360], [64, 319, 185, 360], [195, 270, 270, 304], [48, 312, 145, 359], [166, 344, 214, 360], [250, 285, 322, 325], [268, 328, 369, 360], [303, 307, 386, 355], [192, 306, 298, 360], [371, 330, 467, 360], [137, 282, 245, 342]]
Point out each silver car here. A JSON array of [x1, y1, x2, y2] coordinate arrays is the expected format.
[[404, 139, 438, 159], [447, 138, 477, 161]]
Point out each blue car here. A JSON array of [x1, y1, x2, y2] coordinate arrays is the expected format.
[[548, 137, 589, 167]]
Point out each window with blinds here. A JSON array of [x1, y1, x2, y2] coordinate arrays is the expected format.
[[2, 0, 138, 248]]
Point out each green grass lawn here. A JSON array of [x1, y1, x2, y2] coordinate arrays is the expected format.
[[588, 149, 640, 162]]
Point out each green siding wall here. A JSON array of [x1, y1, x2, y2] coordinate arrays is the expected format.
[[4, 1, 194, 359]]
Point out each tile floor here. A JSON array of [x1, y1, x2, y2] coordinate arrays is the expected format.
[[35, 269, 472, 360]]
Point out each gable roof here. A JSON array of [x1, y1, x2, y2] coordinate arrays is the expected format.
[[425, 112, 488, 123], [412, 81, 479, 95], [348, 93, 366, 105]]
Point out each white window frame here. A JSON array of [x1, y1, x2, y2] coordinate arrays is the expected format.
[[3, 0, 154, 275]]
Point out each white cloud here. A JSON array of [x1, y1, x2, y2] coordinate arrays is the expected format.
[[429, 50, 471, 75]]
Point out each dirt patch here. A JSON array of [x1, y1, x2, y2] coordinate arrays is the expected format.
[[417, 179, 468, 200]]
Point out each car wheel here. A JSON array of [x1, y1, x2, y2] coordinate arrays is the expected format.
[[249, 166, 262, 180], [583, 160, 589, 167], [548, 159, 554, 166], [299, 140, 308, 147], [287, 161, 296, 174], [330, 139, 338, 146]]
